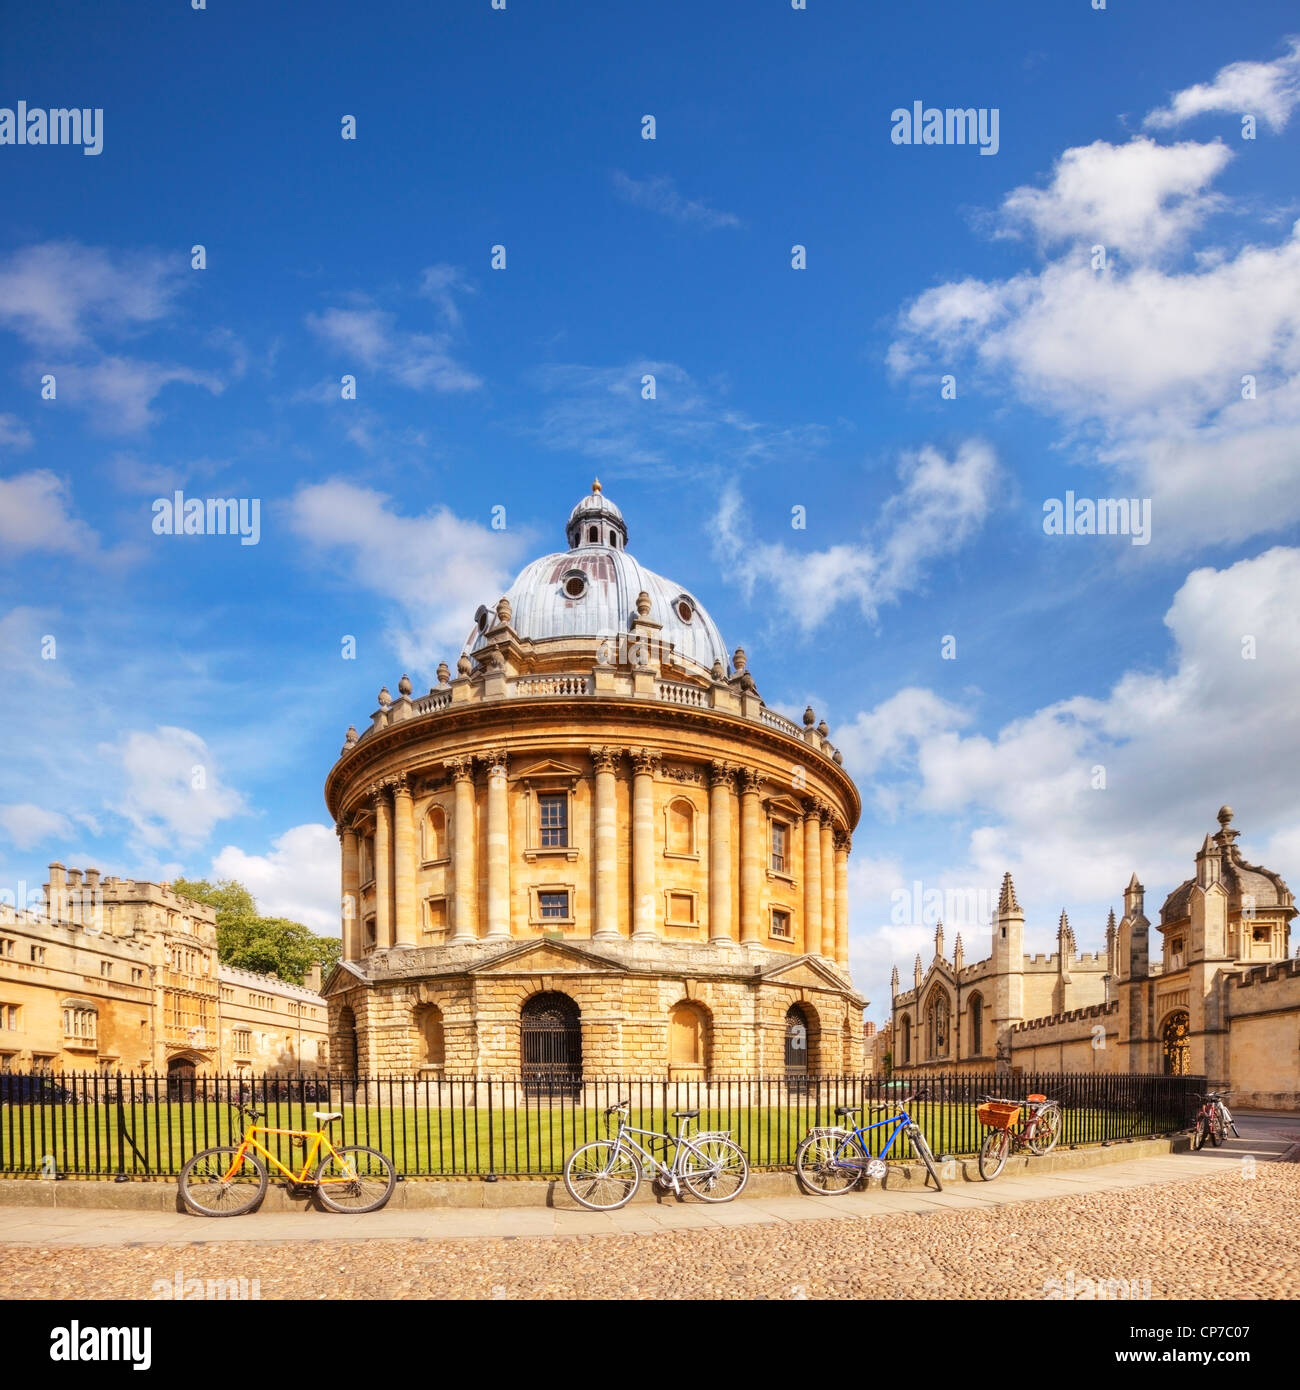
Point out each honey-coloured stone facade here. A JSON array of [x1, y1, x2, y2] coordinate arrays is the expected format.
[[322, 485, 866, 1077]]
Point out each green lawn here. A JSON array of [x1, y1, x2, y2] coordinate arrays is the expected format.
[[0, 1096, 1172, 1178]]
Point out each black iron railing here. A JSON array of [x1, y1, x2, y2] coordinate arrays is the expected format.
[[0, 1069, 1205, 1179]]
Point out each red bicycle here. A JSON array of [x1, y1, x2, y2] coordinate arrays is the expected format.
[[1191, 1090, 1238, 1149]]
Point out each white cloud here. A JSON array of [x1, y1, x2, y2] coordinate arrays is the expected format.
[[0, 471, 103, 558], [611, 172, 741, 229], [0, 414, 33, 450], [1145, 37, 1300, 132], [0, 803, 73, 851], [306, 270, 481, 394], [50, 356, 224, 434], [844, 547, 1300, 917], [211, 823, 340, 936], [288, 481, 529, 670], [713, 441, 999, 633], [0, 241, 185, 349], [105, 726, 246, 851], [999, 138, 1231, 258]]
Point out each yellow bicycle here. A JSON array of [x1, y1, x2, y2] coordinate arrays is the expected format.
[[179, 1103, 396, 1216]]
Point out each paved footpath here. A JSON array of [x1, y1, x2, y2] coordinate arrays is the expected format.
[[2, 1114, 1296, 1299]]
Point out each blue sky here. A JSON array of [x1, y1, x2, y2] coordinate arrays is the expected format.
[[2, 2, 1300, 1019]]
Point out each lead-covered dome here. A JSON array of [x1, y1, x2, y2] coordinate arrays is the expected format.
[[468, 481, 730, 676]]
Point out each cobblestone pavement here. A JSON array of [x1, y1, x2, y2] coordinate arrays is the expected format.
[[3, 1166, 1296, 1300]]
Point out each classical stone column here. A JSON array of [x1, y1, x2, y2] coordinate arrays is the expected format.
[[631, 748, 660, 940], [821, 809, 837, 959], [371, 782, 394, 950], [739, 769, 763, 945], [447, 758, 478, 942], [835, 831, 851, 967], [708, 761, 736, 946], [590, 746, 620, 939], [392, 774, 417, 948], [484, 749, 511, 940], [339, 819, 360, 960], [802, 800, 822, 957]]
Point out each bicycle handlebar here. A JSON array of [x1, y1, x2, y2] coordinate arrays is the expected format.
[[604, 1099, 630, 1115]]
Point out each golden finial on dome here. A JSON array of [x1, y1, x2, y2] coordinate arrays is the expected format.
[[592, 478, 602, 493]]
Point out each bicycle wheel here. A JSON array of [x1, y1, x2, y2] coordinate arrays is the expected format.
[[978, 1129, 1010, 1181], [1207, 1108, 1225, 1147], [563, 1140, 641, 1211], [179, 1146, 268, 1217], [681, 1136, 749, 1203], [794, 1131, 862, 1195], [909, 1126, 943, 1191], [316, 1145, 397, 1213], [1027, 1105, 1062, 1156], [1190, 1114, 1208, 1150]]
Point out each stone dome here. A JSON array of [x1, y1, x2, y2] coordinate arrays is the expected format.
[[467, 482, 730, 676], [1160, 807, 1295, 923]]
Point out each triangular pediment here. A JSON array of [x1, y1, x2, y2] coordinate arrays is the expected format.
[[760, 953, 862, 999], [467, 937, 624, 975], [321, 960, 367, 996], [514, 757, 584, 782]]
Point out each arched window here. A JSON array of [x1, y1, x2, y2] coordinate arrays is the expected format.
[[665, 798, 695, 856], [1162, 1010, 1190, 1076], [588, 525, 598, 542], [926, 991, 950, 1060], [784, 1003, 812, 1082], [336, 1005, 358, 1075], [423, 805, 447, 862], [415, 1005, 445, 1068], [669, 1001, 709, 1073], [968, 993, 984, 1056], [899, 1012, 912, 1065]]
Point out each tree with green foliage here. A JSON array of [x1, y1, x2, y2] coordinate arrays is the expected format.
[[172, 877, 340, 985]]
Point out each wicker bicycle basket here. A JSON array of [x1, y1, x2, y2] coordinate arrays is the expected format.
[[977, 1101, 1022, 1129]]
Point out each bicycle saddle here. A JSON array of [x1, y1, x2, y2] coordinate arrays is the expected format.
[[313, 1111, 342, 1123], [671, 1109, 700, 1119], [835, 1105, 861, 1117]]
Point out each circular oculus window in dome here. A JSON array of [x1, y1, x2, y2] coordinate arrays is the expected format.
[[561, 571, 588, 600], [675, 594, 695, 623]]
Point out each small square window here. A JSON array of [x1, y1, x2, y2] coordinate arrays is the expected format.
[[539, 891, 570, 919], [100, 961, 113, 978], [425, 898, 448, 935], [770, 909, 793, 941], [539, 794, 568, 848], [667, 892, 695, 925], [30, 945, 45, 964]]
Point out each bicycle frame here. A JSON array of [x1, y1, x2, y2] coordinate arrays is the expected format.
[[830, 1107, 922, 1169], [226, 1123, 345, 1185], [608, 1118, 714, 1190]]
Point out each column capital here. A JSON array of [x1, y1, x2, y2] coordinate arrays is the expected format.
[[444, 757, 475, 784], [708, 759, 737, 790], [834, 829, 852, 853], [802, 796, 823, 822], [739, 767, 764, 795], [589, 745, 621, 774], [480, 748, 509, 781], [367, 780, 393, 806], [631, 747, 661, 776], [392, 771, 412, 799], [818, 802, 835, 827]]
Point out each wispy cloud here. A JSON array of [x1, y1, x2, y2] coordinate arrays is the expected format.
[[713, 440, 1000, 634], [0, 470, 106, 559], [611, 172, 741, 229], [1145, 36, 1300, 132]]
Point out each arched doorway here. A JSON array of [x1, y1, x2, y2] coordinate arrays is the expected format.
[[668, 1001, 709, 1078], [1161, 1010, 1190, 1075], [925, 988, 950, 1061], [167, 1055, 197, 1101], [415, 1005, 445, 1069], [521, 992, 582, 1097], [784, 1003, 811, 1090]]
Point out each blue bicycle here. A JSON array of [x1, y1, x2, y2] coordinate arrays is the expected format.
[[794, 1089, 943, 1195]]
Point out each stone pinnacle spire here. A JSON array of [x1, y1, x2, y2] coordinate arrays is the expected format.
[[998, 872, 1021, 914]]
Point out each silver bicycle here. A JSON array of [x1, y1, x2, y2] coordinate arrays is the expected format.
[[563, 1100, 749, 1211]]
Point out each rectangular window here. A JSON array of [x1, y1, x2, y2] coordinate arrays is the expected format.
[[30, 944, 45, 964], [425, 898, 448, 936], [539, 891, 570, 919], [771, 821, 788, 874], [770, 909, 793, 941], [131, 968, 144, 983], [100, 961, 112, 978], [539, 793, 568, 848], [0, 938, 14, 957], [0, 1003, 20, 1030], [233, 1029, 251, 1055]]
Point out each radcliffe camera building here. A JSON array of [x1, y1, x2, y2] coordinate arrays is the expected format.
[[323, 483, 866, 1081]]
